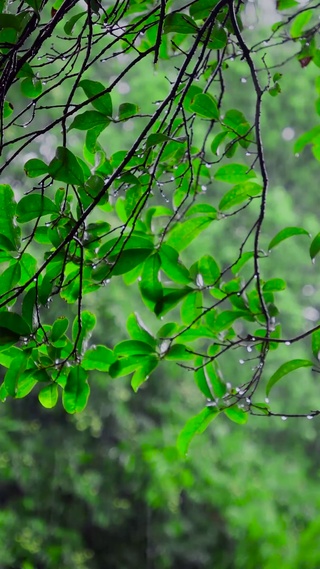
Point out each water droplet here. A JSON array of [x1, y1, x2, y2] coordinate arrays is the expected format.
[[241, 77, 247, 83], [265, 397, 269, 403], [246, 397, 251, 404], [251, 337, 255, 341], [281, 416, 287, 421], [226, 382, 232, 390], [247, 346, 252, 353], [201, 185, 207, 191], [307, 415, 314, 420], [239, 359, 244, 364], [285, 341, 291, 346]]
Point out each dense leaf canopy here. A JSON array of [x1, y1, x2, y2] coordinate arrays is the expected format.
[[1, 0, 320, 452]]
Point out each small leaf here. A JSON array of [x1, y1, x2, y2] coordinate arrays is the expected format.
[[268, 227, 310, 251], [165, 344, 194, 361], [0, 185, 20, 251], [190, 93, 219, 120], [312, 329, 320, 359], [263, 278, 286, 292], [114, 340, 155, 357], [155, 287, 192, 317], [266, 359, 313, 396], [82, 345, 115, 371], [310, 232, 320, 260], [48, 146, 85, 186], [64, 11, 86, 35], [24, 158, 48, 178], [38, 383, 59, 408], [214, 163, 256, 184], [166, 217, 214, 252], [16, 194, 58, 223], [20, 77, 42, 99], [131, 355, 158, 392], [277, 0, 298, 9], [51, 317, 69, 343], [3, 101, 13, 118], [126, 313, 156, 348], [79, 79, 113, 116], [219, 182, 262, 210], [62, 366, 90, 413], [224, 406, 248, 424], [164, 13, 198, 34], [69, 110, 110, 131], [290, 9, 312, 39], [177, 407, 220, 455], [118, 102, 139, 120]]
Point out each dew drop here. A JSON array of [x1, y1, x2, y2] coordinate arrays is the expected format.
[[265, 397, 269, 403], [239, 359, 244, 364], [307, 415, 314, 420], [246, 397, 251, 404], [241, 77, 247, 83], [281, 416, 287, 421], [201, 185, 207, 191], [285, 341, 291, 346], [247, 346, 252, 353]]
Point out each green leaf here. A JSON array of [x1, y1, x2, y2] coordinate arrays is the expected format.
[[155, 287, 192, 317], [312, 329, 320, 359], [139, 253, 163, 306], [131, 355, 158, 392], [146, 133, 176, 148], [82, 345, 115, 371], [290, 9, 312, 39], [189, 0, 219, 19], [177, 407, 219, 455], [15, 369, 39, 398], [219, 182, 262, 210], [159, 244, 191, 284], [48, 146, 85, 186], [214, 310, 251, 332], [166, 217, 214, 252], [118, 102, 139, 120], [69, 110, 110, 131], [3, 101, 13, 118], [38, 383, 59, 408], [231, 252, 254, 274], [263, 278, 286, 292], [79, 79, 113, 116], [310, 232, 320, 260], [0, 312, 31, 336], [20, 77, 42, 99], [126, 313, 156, 348], [214, 164, 256, 184], [114, 340, 155, 357], [4, 351, 27, 397], [51, 317, 69, 343], [72, 310, 96, 353], [277, 0, 298, 10], [294, 125, 320, 153], [165, 343, 194, 361], [0, 261, 21, 298], [198, 255, 220, 285], [64, 11, 86, 35], [224, 406, 248, 424], [24, 158, 48, 178], [268, 227, 310, 251], [62, 366, 90, 413], [164, 13, 198, 34], [190, 93, 219, 120], [16, 194, 58, 223], [194, 357, 213, 399], [266, 359, 313, 396], [180, 291, 203, 325], [109, 354, 149, 378], [108, 248, 153, 276], [205, 363, 226, 397], [0, 185, 20, 251]]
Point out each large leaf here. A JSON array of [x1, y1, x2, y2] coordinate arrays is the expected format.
[[48, 146, 85, 185], [62, 366, 90, 413], [224, 406, 248, 424], [38, 383, 59, 408], [4, 351, 28, 397], [266, 359, 313, 396], [164, 13, 198, 34], [16, 194, 58, 223], [131, 355, 159, 392], [159, 244, 191, 284], [126, 313, 156, 348], [177, 407, 220, 455], [189, 0, 220, 19], [219, 182, 262, 211], [79, 79, 113, 116]]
